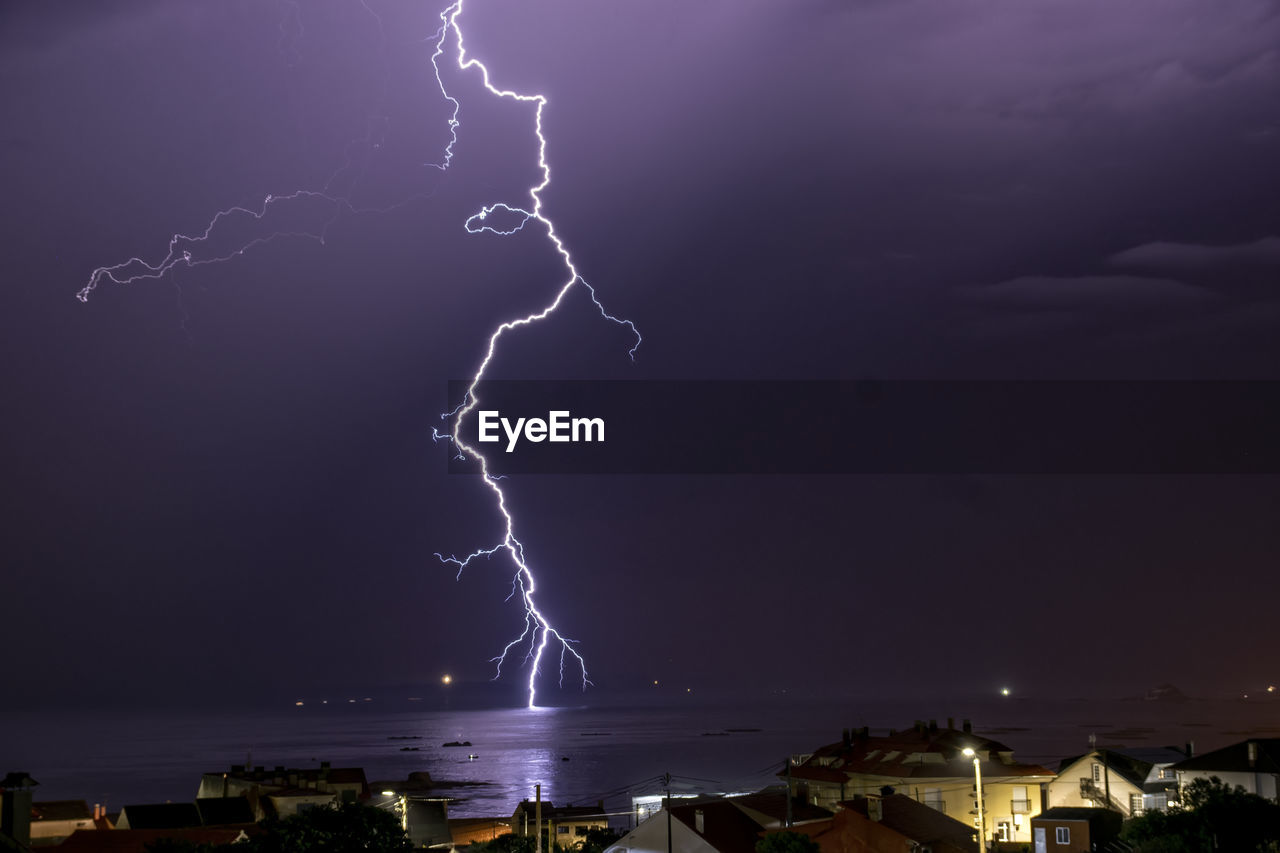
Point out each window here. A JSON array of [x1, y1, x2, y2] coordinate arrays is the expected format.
[[997, 822, 1011, 841], [557, 826, 570, 835], [575, 827, 590, 837], [1130, 793, 1143, 815], [922, 788, 944, 812], [1056, 827, 1070, 844], [1092, 763, 1101, 782], [1012, 785, 1030, 813]]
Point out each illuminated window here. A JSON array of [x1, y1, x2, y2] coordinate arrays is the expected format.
[[997, 822, 1010, 841], [1092, 763, 1101, 782], [1056, 827, 1070, 844]]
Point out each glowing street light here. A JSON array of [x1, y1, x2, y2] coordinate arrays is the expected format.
[[442, 674, 453, 685], [962, 747, 986, 850]]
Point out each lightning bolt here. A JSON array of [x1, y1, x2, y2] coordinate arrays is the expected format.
[[428, 0, 640, 708], [75, 0, 639, 709]]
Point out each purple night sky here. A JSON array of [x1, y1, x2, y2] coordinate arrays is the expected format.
[[2, 0, 1280, 710]]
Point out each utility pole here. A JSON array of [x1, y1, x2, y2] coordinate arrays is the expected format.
[[535, 784, 542, 853], [1102, 752, 1111, 811], [664, 773, 672, 853], [784, 758, 792, 828]]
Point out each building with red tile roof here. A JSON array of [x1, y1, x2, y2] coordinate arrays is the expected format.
[[786, 720, 1053, 849], [780, 795, 977, 853]]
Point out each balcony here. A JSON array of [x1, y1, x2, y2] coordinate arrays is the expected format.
[[923, 800, 946, 815], [1010, 799, 1032, 814], [1080, 779, 1104, 800]]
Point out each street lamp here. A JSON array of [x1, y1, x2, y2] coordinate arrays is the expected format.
[[962, 747, 985, 850]]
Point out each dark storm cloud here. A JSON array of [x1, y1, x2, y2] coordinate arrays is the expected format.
[[965, 275, 1217, 311], [1111, 236, 1280, 274]]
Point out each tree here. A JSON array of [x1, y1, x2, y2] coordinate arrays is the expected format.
[[756, 831, 821, 853], [240, 802, 412, 853], [1122, 776, 1280, 852], [578, 826, 623, 853]]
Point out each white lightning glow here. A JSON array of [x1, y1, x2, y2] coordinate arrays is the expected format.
[[428, 0, 640, 708], [76, 0, 639, 709]]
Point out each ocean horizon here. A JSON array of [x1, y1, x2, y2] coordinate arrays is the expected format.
[[5, 691, 1278, 820]]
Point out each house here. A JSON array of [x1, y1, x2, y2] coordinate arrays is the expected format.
[[726, 788, 832, 829], [1045, 747, 1185, 816], [604, 798, 772, 853], [403, 798, 451, 849], [512, 800, 609, 848], [782, 794, 977, 853], [195, 797, 256, 827], [1167, 739, 1280, 802], [115, 803, 203, 831], [115, 798, 257, 831], [28, 800, 96, 846], [195, 761, 368, 819], [1028, 808, 1121, 853], [786, 721, 1054, 849]]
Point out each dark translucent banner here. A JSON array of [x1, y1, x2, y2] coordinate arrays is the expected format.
[[443, 381, 1280, 475]]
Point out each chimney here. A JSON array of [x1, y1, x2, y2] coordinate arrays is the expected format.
[[1248, 742, 1258, 768], [1187, 741, 1195, 758], [694, 810, 704, 834], [947, 717, 955, 731], [0, 775, 35, 849], [962, 719, 972, 734], [928, 719, 938, 734]]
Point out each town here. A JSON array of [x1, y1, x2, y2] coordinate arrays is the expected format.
[[4, 719, 1278, 853]]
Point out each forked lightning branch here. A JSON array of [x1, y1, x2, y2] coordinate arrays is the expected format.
[[477, 411, 605, 453], [79, 0, 639, 708]]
